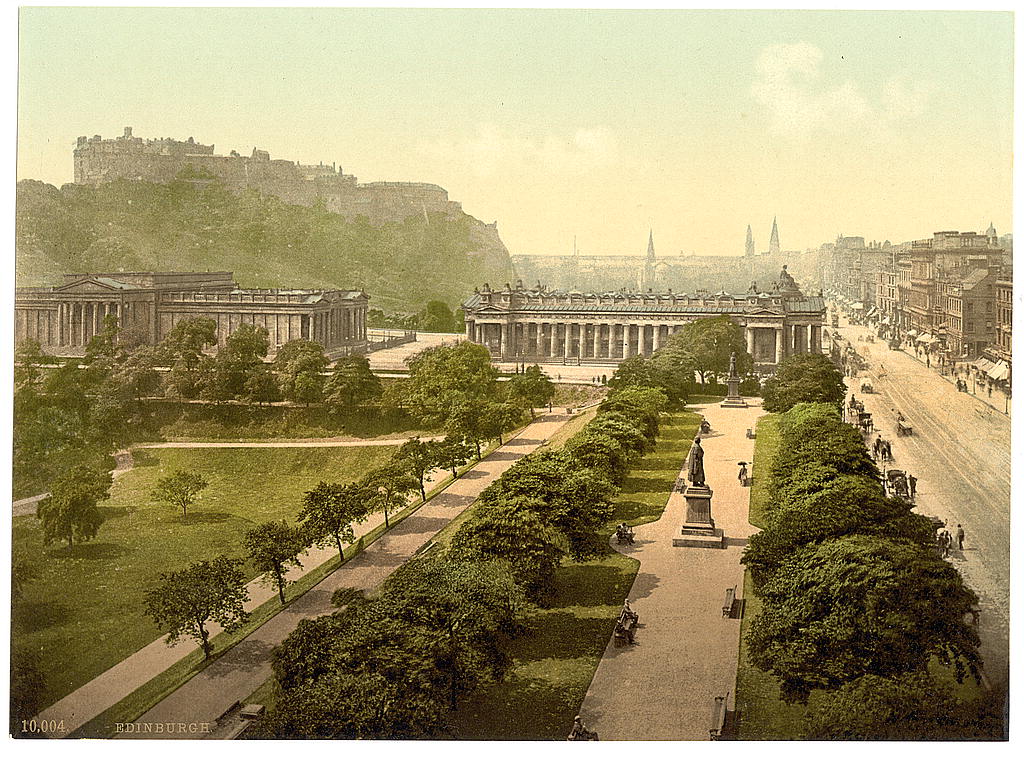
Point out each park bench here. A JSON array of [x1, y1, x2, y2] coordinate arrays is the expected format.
[[613, 608, 639, 646], [722, 586, 736, 618], [745, 428, 755, 439], [709, 695, 727, 740]]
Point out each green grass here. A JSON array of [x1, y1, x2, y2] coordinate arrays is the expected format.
[[747, 414, 781, 528], [12, 445, 396, 711], [446, 409, 701, 739], [539, 407, 599, 451]]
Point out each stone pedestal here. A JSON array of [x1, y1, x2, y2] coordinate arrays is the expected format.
[[720, 375, 748, 408], [673, 485, 725, 548]]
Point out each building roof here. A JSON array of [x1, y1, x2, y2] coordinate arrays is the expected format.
[[94, 277, 142, 290]]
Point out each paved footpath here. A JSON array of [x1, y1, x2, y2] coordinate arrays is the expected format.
[[580, 400, 764, 740], [37, 414, 567, 738], [118, 413, 570, 739]]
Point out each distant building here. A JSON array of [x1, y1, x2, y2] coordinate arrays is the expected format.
[[73, 127, 462, 224], [14, 271, 368, 357], [745, 225, 755, 257], [769, 217, 781, 256], [462, 267, 824, 368]]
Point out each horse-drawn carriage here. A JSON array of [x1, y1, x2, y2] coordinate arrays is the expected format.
[[895, 417, 913, 437], [860, 380, 874, 394], [886, 470, 910, 498]]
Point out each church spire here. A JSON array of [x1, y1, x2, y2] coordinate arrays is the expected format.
[[647, 229, 656, 261], [769, 216, 780, 256], [640, 229, 657, 291], [745, 224, 755, 257]]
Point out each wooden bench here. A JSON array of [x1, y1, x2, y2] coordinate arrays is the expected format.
[[709, 696, 727, 740], [722, 586, 736, 618], [613, 610, 639, 645]]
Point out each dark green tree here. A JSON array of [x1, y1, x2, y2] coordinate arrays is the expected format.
[[428, 435, 475, 479], [404, 341, 498, 427], [324, 353, 382, 410], [36, 465, 112, 551], [244, 521, 308, 604], [362, 464, 419, 528], [297, 481, 371, 561], [159, 317, 218, 400], [504, 365, 556, 417], [762, 353, 847, 413], [394, 437, 435, 501], [275, 339, 329, 405], [144, 555, 250, 659], [747, 534, 982, 704], [417, 300, 461, 333], [662, 316, 751, 383]]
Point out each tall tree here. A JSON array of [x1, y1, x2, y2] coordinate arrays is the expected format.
[[202, 323, 270, 402], [151, 469, 209, 518], [244, 521, 308, 604], [504, 364, 555, 417], [416, 300, 461, 333], [324, 353, 382, 410], [662, 315, 751, 383], [362, 464, 419, 529], [762, 353, 847, 413], [297, 481, 371, 561], [275, 339, 329, 405], [404, 342, 498, 427], [428, 435, 474, 479], [144, 555, 250, 659], [36, 465, 112, 551], [746, 534, 982, 704], [158, 317, 218, 400], [394, 437, 435, 502]]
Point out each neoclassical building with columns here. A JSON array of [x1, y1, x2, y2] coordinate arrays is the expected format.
[[462, 267, 824, 368], [14, 271, 369, 357]]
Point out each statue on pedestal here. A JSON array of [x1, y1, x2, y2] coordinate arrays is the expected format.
[[688, 436, 706, 487]]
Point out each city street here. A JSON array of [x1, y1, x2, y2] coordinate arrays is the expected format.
[[836, 319, 1010, 687]]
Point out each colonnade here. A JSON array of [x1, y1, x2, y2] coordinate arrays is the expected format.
[[308, 306, 366, 348], [466, 319, 821, 364], [28, 300, 137, 348]]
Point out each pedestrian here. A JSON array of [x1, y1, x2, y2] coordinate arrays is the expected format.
[[988, 384, 993, 398], [926, 355, 931, 368], [956, 524, 965, 551], [885, 440, 893, 462], [908, 474, 917, 499]]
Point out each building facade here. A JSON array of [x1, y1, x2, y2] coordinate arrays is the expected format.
[[462, 267, 824, 369], [14, 271, 369, 357]]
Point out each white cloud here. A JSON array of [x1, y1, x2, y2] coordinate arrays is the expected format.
[[752, 42, 931, 136], [420, 124, 619, 178]]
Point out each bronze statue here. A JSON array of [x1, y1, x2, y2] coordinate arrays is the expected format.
[[688, 436, 706, 487]]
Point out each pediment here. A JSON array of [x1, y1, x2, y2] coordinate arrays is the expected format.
[[55, 278, 124, 294], [746, 307, 783, 317], [470, 304, 508, 314]]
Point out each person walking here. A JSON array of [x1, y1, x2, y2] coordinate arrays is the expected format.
[[956, 524, 965, 551], [908, 474, 917, 500]]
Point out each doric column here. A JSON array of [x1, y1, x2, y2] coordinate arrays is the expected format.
[[623, 324, 631, 358], [746, 327, 755, 358], [592, 324, 600, 359], [775, 327, 784, 364], [807, 324, 814, 353], [652, 324, 662, 353]]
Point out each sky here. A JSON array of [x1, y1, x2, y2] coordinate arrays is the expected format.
[[16, 7, 1014, 258]]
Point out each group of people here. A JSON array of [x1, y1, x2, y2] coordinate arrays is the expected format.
[[872, 435, 893, 463], [615, 599, 640, 645], [937, 524, 966, 558], [615, 523, 635, 545]]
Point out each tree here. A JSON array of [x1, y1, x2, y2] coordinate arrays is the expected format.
[[661, 316, 751, 383], [762, 353, 847, 413], [504, 365, 555, 417], [481, 451, 616, 560], [803, 671, 1005, 740], [362, 463, 419, 528], [445, 395, 492, 459], [480, 401, 524, 445], [297, 481, 371, 561], [585, 411, 651, 457], [275, 339, 329, 405], [202, 324, 270, 402], [144, 555, 250, 659], [37, 465, 112, 551], [746, 535, 982, 704], [450, 496, 567, 598], [112, 345, 162, 400], [599, 385, 668, 442], [429, 435, 474, 479], [417, 300, 460, 333], [404, 342, 498, 427], [563, 429, 631, 484], [325, 353, 382, 410], [394, 437, 435, 502], [158, 317, 217, 399], [151, 469, 209, 518], [244, 521, 308, 604]]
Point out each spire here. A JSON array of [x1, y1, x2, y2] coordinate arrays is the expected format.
[[769, 216, 780, 256], [641, 229, 656, 291], [647, 229, 656, 262], [745, 225, 755, 257]]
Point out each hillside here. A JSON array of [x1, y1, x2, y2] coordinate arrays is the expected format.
[[15, 179, 514, 312]]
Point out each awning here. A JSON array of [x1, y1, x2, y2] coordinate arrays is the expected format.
[[907, 329, 919, 337], [866, 306, 878, 317], [916, 333, 935, 344], [988, 361, 1010, 381], [851, 302, 865, 310], [973, 358, 996, 372]]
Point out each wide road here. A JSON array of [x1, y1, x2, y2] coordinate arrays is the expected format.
[[837, 319, 1010, 687]]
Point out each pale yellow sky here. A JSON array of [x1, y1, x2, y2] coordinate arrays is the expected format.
[[17, 8, 1014, 257]]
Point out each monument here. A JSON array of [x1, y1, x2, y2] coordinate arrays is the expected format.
[[720, 351, 748, 408], [673, 436, 725, 548]]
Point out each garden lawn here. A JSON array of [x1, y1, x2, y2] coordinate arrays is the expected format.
[[747, 414, 781, 528], [11, 445, 395, 710], [447, 409, 701, 739]]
